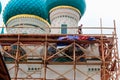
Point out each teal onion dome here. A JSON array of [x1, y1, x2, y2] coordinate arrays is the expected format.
[[46, 0, 86, 16], [3, 0, 47, 24], [0, 1, 2, 14]]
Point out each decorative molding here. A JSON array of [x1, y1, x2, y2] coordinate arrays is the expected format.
[[6, 14, 50, 27], [50, 6, 81, 14]]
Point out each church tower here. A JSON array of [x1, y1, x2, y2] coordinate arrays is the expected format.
[[3, 0, 50, 34], [46, 0, 86, 34]]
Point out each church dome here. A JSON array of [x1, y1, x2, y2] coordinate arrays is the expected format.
[[3, 0, 47, 24], [46, 0, 86, 16], [0, 2, 2, 14]]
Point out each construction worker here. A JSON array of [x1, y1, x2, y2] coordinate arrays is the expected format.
[[78, 24, 83, 34]]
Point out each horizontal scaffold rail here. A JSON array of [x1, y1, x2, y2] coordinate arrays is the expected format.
[[0, 34, 110, 45]]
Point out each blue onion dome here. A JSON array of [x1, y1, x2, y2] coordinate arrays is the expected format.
[[3, 0, 47, 24], [46, 0, 86, 16], [0, 1, 2, 14]]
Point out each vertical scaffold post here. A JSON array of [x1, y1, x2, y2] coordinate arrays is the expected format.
[[43, 34, 47, 80], [73, 41, 76, 80], [14, 34, 20, 80], [113, 20, 119, 80], [100, 18, 106, 80]]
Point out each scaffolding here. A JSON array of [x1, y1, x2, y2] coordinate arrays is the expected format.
[[0, 48, 11, 80], [0, 20, 119, 80]]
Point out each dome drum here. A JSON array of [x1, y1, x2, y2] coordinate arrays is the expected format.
[[49, 6, 81, 34], [50, 6, 81, 22], [50, 7, 79, 34], [6, 14, 50, 34]]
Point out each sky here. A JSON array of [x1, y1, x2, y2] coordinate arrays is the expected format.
[[0, 0, 120, 53], [79, 0, 120, 53]]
